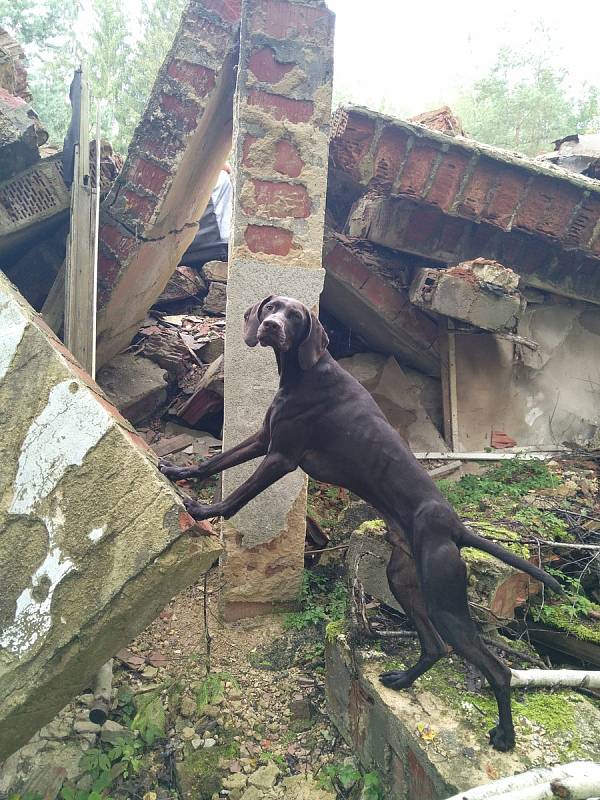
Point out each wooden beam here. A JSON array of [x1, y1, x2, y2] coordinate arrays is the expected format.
[[63, 70, 98, 378]]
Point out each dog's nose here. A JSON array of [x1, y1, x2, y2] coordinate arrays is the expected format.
[[263, 318, 279, 330]]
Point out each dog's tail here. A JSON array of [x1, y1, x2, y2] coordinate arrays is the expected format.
[[458, 525, 562, 594]]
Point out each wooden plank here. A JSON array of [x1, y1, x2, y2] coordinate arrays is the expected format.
[[151, 434, 195, 458], [41, 260, 65, 334], [64, 70, 98, 378], [438, 317, 454, 449]]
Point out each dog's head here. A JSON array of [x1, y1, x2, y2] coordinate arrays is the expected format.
[[243, 295, 329, 370]]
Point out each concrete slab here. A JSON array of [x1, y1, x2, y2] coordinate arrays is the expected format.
[[326, 635, 600, 800], [339, 353, 446, 452], [0, 273, 221, 760]]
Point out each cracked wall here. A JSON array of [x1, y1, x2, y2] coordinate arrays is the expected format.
[[0, 273, 221, 760], [452, 298, 600, 450]]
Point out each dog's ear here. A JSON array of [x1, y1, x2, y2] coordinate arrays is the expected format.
[[298, 310, 329, 370], [243, 295, 274, 346]]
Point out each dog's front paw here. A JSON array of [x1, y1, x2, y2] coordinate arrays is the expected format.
[[183, 497, 216, 521], [159, 459, 197, 481], [488, 724, 515, 752], [379, 670, 414, 691]]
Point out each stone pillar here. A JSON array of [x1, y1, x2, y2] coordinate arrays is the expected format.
[[220, 0, 335, 620]]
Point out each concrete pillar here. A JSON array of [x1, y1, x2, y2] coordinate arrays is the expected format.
[[220, 0, 335, 620]]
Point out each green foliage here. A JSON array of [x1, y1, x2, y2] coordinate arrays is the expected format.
[[61, 791, 109, 800], [131, 693, 166, 745], [529, 569, 600, 643], [74, 737, 143, 795], [455, 27, 600, 155], [195, 673, 225, 712], [438, 459, 557, 514], [318, 763, 383, 799], [0, 0, 185, 150], [284, 571, 347, 632], [9, 793, 44, 800]]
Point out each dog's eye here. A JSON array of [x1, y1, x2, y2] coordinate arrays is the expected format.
[[265, 303, 274, 311]]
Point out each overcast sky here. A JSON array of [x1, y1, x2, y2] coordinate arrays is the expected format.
[[326, 0, 600, 117]]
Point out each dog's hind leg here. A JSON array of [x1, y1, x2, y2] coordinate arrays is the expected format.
[[379, 534, 448, 691], [413, 506, 515, 751]]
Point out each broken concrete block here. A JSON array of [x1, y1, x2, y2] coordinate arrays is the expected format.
[[0, 87, 47, 180], [0, 273, 220, 760], [96, 353, 168, 424], [0, 27, 31, 101], [155, 265, 206, 306], [410, 260, 524, 332], [202, 260, 228, 283], [339, 353, 446, 452], [326, 635, 600, 800], [203, 281, 227, 315], [346, 523, 402, 612], [95, 0, 242, 365]]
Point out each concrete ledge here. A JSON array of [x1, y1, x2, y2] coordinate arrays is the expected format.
[[326, 635, 600, 800]]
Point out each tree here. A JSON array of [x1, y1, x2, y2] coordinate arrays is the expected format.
[[456, 38, 600, 156], [1, 0, 185, 153]]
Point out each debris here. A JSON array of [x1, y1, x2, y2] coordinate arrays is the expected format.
[[202, 281, 227, 315], [89, 659, 113, 726], [155, 265, 206, 306], [170, 354, 224, 426], [410, 260, 524, 333], [339, 353, 447, 452], [0, 86, 47, 180], [410, 105, 464, 136], [96, 353, 168, 424], [491, 431, 518, 449], [115, 649, 146, 670], [202, 260, 228, 283], [151, 434, 196, 458]]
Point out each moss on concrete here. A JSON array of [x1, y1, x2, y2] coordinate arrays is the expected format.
[[356, 519, 386, 535], [176, 727, 240, 800]]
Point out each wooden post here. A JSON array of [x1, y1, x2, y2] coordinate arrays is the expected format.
[[63, 69, 98, 378], [439, 318, 459, 450]]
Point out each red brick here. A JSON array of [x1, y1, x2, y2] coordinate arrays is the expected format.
[[372, 126, 410, 186], [398, 302, 439, 346], [122, 190, 156, 224], [135, 134, 180, 162], [243, 179, 311, 219], [159, 92, 201, 133], [130, 157, 171, 196], [565, 193, 600, 249], [396, 142, 439, 199], [245, 224, 294, 256], [274, 138, 304, 178], [167, 60, 216, 97], [97, 251, 121, 285], [360, 274, 408, 321], [514, 176, 578, 238], [248, 46, 294, 84], [456, 159, 498, 219], [426, 148, 471, 211], [247, 88, 314, 123], [100, 224, 136, 261], [242, 134, 259, 169], [183, 14, 239, 53], [324, 243, 371, 290], [251, 0, 330, 39], [330, 112, 376, 179], [202, 0, 241, 23], [484, 168, 529, 230]]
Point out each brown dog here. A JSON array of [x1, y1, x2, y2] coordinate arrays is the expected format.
[[161, 295, 561, 751]]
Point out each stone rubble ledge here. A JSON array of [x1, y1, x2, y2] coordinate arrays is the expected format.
[[0, 272, 221, 761], [325, 635, 600, 800]]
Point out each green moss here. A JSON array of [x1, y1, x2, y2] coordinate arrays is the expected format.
[[357, 519, 386, 535], [177, 728, 240, 800], [326, 618, 347, 641], [194, 674, 224, 712], [534, 603, 600, 644]]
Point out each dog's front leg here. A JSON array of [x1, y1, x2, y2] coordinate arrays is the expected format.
[[184, 452, 297, 520], [160, 430, 268, 481]]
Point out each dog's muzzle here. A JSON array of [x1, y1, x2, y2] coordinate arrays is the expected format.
[[257, 319, 288, 349]]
